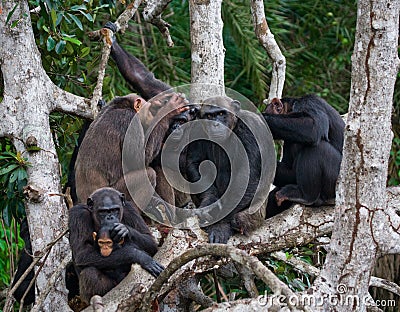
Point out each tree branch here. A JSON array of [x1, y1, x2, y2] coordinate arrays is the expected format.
[[139, 244, 310, 312], [4, 229, 68, 311], [142, 0, 174, 47], [250, 0, 286, 102], [51, 85, 93, 119], [229, 204, 335, 254]]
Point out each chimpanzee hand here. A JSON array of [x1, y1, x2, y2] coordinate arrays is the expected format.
[[103, 21, 117, 33], [141, 258, 164, 278], [149, 92, 189, 117], [110, 223, 129, 243], [206, 222, 234, 244]]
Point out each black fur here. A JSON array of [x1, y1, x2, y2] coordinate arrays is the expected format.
[[263, 94, 345, 217]]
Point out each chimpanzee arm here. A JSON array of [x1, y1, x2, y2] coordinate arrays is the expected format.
[[121, 202, 159, 256], [263, 112, 329, 144], [110, 39, 171, 100], [69, 205, 163, 276]]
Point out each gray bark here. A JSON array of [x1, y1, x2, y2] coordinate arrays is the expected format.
[[189, 0, 225, 99], [312, 1, 400, 311], [0, 1, 90, 310]]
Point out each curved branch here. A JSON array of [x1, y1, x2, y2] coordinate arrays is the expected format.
[[142, 0, 174, 47], [250, 0, 286, 102], [139, 244, 309, 312]]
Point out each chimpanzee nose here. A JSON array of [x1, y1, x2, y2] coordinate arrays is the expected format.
[[213, 122, 219, 127]]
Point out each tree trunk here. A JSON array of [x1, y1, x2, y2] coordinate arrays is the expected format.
[[189, 0, 225, 99], [0, 1, 87, 310], [313, 1, 400, 310]]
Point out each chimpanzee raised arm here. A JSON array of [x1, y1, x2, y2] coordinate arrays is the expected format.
[[104, 21, 170, 100]]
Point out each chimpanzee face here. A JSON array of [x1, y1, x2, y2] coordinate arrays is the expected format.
[[167, 105, 199, 142], [93, 224, 114, 257], [265, 98, 293, 115], [87, 188, 125, 230], [199, 97, 240, 141]]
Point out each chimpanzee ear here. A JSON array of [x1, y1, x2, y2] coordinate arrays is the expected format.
[[120, 193, 126, 206], [231, 100, 241, 112], [133, 98, 142, 112], [87, 197, 94, 210]]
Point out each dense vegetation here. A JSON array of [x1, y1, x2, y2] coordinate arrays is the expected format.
[[0, 0, 399, 307]]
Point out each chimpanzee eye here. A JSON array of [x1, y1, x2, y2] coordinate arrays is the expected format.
[[219, 112, 224, 116], [207, 114, 212, 119]]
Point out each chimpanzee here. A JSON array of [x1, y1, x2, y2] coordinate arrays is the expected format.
[[262, 94, 345, 217], [186, 96, 276, 243], [150, 105, 199, 208], [11, 219, 35, 305], [101, 21, 198, 208], [105, 22, 275, 238], [68, 187, 163, 304], [93, 223, 124, 257], [74, 92, 189, 206]]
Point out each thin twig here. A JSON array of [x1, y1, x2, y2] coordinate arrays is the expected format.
[[30, 252, 72, 312], [4, 229, 68, 311]]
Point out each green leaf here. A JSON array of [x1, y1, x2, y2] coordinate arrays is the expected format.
[[47, 36, 56, 51], [6, 4, 18, 25], [80, 47, 90, 58], [79, 11, 93, 22], [50, 9, 57, 29], [9, 171, 18, 183], [17, 167, 28, 181], [56, 12, 63, 26], [62, 36, 82, 46], [70, 5, 87, 11], [2, 206, 11, 227], [0, 164, 18, 176], [55, 40, 66, 54], [67, 13, 83, 31], [11, 20, 19, 28]]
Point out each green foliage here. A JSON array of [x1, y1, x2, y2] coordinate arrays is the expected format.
[[0, 140, 27, 292], [0, 139, 29, 226], [0, 222, 24, 288], [28, 0, 119, 98]]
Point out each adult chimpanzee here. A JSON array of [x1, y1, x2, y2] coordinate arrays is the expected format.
[[263, 94, 345, 218], [74, 92, 189, 206], [186, 96, 276, 243], [68, 187, 163, 304], [101, 21, 198, 208], [150, 105, 199, 208]]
